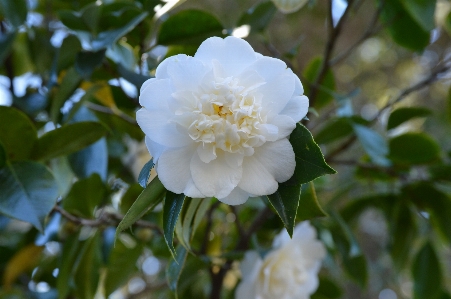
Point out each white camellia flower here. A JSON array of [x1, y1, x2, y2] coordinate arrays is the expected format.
[[236, 221, 326, 299], [137, 36, 309, 205]]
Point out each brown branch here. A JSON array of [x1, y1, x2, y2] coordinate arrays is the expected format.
[[308, 0, 355, 107], [329, 4, 383, 66], [53, 205, 163, 235]]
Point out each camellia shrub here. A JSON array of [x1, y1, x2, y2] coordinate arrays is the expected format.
[[1, 0, 451, 298]]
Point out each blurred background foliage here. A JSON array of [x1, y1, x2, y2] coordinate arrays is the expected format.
[[1, 0, 451, 298]]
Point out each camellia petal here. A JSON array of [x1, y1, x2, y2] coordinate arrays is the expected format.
[[238, 155, 278, 195], [156, 145, 196, 194], [253, 139, 295, 183], [280, 95, 309, 122], [194, 36, 257, 76], [191, 152, 243, 199], [217, 187, 251, 206], [136, 36, 309, 204]]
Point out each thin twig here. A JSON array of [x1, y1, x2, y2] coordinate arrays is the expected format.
[[308, 0, 355, 107], [53, 205, 163, 235], [85, 102, 138, 125], [329, 4, 383, 66]]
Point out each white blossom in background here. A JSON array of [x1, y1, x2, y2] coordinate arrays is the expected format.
[[137, 36, 309, 205], [271, 0, 308, 14], [236, 221, 326, 299]]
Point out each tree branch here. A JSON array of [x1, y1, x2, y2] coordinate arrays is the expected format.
[[53, 205, 163, 235]]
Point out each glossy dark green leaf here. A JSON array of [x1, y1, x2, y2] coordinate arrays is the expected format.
[[104, 238, 143, 296], [429, 164, 451, 182], [166, 245, 188, 295], [403, 182, 451, 244], [287, 124, 336, 186], [0, 106, 37, 161], [389, 133, 440, 164], [237, 1, 277, 33], [50, 68, 82, 123], [380, 0, 429, 51], [400, 0, 436, 31], [32, 121, 108, 161], [73, 233, 102, 299], [267, 184, 301, 237], [311, 276, 343, 299], [296, 182, 327, 221], [163, 192, 186, 257], [412, 242, 442, 299], [387, 107, 431, 130], [158, 10, 224, 46], [448, 86, 451, 122], [57, 35, 82, 72], [0, 32, 16, 64], [63, 174, 105, 218], [340, 194, 396, 222], [0, 0, 27, 27], [91, 12, 148, 51], [353, 124, 391, 166], [303, 57, 335, 109], [138, 159, 154, 188], [0, 161, 58, 231], [115, 177, 166, 240], [75, 49, 106, 79]]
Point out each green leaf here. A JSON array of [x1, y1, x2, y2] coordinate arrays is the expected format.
[[175, 198, 203, 251], [403, 182, 451, 244], [91, 12, 148, 51], [73, 233, 102, 299], [343, 254, 368, 288], [0, 32, 16, 64], [303, 57, 336, 109], [63, 174, 106, 218], [340, 194, 396, 222], [115, 177, 166, 240], [0, 161, 58, 231], [412, 242, 442, 299], [166, 245, 188, 295], [50, 68, 83, 123], [353, 124, 391, 166], [158, 10, 224, 46], [311, 276, 343, 299], [57, 233, 81, 299], [57, 35, 83, 72], [138, 159, 154, 188], [315, 116, 369, 144], [387, 107, 431, 130], [267, 184, 301, 237], [448, 86, 451, 122], [0, 0, 27, 27], [32, 121, 108, 161], [296, 182, 327, 221], [0, 142, 6, 168], [287, 123, 336, 186], [0, 106, 37, 161], [400, 0, 436, 31], [389, 133, 440, 164], [163, 192, 186, 257], [104, 238, 143, 296], [380, 0, 429, 51], [390, 202, 417, 269], [117, 63, 152, 91], [75, 49, 106, 79], [58, 10, 91, 32], [237, 1, 277, 33]]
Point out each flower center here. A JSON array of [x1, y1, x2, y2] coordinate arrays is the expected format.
[[185, 76, 272, 158]]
